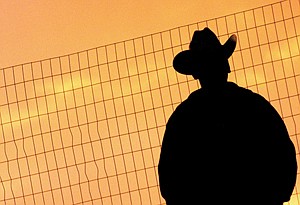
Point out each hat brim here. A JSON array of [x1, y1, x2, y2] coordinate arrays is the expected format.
[[173, 50, 196, 75], [173, 34, 237, 75]]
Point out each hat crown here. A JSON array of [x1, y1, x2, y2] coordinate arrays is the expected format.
[[189, 28, 222, 52]]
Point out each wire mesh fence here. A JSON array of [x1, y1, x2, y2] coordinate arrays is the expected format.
[[1, 0, 300, 204]]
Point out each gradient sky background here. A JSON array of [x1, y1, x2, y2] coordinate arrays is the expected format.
[[1, 1, 300, 204], [0, 0, 281, 68]]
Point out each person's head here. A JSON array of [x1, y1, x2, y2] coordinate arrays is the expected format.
[[173, 27, 237, 90]]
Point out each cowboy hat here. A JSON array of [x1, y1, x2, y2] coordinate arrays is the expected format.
[[173, 27, 237, 75]]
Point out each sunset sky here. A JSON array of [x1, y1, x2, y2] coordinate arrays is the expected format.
[[0, 0, 280, 68], [1, 1, 300, 205]]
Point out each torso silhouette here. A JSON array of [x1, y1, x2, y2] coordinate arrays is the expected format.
[[158, 82, 297, 205]]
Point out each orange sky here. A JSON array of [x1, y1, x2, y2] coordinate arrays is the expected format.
[[1, 1, 300, 204], [0, 0, 280, 68]]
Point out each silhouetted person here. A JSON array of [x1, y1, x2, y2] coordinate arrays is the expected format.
[[158, 27, 297, 205]]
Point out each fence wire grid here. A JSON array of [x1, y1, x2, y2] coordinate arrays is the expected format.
[[1, 0, 300, 204]]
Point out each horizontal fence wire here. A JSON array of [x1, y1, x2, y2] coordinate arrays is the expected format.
[[1, 0, 300, 204]]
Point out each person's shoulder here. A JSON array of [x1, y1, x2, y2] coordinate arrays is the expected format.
[[186, 88, 204, 101], [228, 82, 266, 100], [168, 88, 203, 118], [178, 88, 204, 108], [228, 82, 274, 112], [227, 82, 252, 94]]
